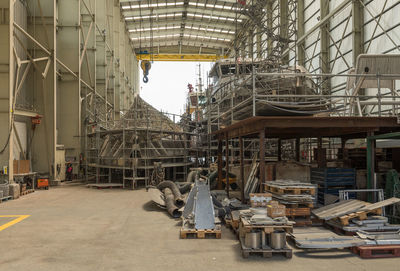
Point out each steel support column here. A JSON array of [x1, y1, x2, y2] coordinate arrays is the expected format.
[[266, 0, 273, 58], [259, 130, 265, 192], [295, 138, 300, 162], [280, 0, 289, 64], [277, 138, 282, 161], [256, 26, 262, 58], [320, 0, 330, 95], [225, 134, 230, 198], [367, 131, 375, 202], [239, 136, 244, 203], [297, 0, 305, 67], [352, 0, 364, 67], [217, 138, 223, 190]]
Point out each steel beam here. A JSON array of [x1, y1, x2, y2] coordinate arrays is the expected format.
[[239, 136, 244, 203], [225, 134, 230, 198], [259, 130, 265, 192], [280, 0, 289, 64], [320, 0, 331, 95], [352, 0, 364, 67], [136, 53, 228, 62], [217, 139, 223, 190], [297, 0, 305, 67]]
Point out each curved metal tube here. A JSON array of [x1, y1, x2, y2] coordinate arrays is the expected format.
[[163, 188, 182, 218], [157, 181, 184, 207], [186, 170, 197, 183], [178, 183, 193, 194]]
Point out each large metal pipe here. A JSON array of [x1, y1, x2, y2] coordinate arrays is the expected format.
[[178, 183, 193, 194], [163, 188, 182, 218], [186, 170, 197, 183], [157, 181, 184, 207]]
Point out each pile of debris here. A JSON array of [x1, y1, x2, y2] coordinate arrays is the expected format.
[[264, 180, 317, 226], [285, 197, 400, 258], [148, 181, 192, 218], [312, 198, 400, 234]]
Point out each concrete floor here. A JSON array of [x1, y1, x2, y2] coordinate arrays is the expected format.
[[0, 184, 398, 271]]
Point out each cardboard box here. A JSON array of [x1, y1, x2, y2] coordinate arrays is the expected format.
[[269, 200, 279, 206], [13, 160, 30, 174], [249, 193, 272, 207], [267, 204, 286, 218]]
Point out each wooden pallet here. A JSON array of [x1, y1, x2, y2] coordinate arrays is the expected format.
[[180, 224, 222, 239], [352, 245, 400, 259], [286, 207, 311, 217], [239, 217, 293, 240], [265, 184, 315, 196], [20, 189, 34, 196], [338, 208, 382, 226], [280, 201, 314, 208], [239, 236, 292, 259]]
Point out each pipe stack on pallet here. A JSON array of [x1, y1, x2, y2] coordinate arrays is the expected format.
[[238, 209, 294, 259], [264, 181, 317, 226]]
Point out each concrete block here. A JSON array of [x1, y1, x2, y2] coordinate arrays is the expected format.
[[9, 183, 20, 199]]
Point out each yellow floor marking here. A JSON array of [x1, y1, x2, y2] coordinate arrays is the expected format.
[[0, 215, 30, 231]]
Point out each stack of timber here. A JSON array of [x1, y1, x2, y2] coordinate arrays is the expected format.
[[311, 168, 356, 205], [312, 198, 400, 235], [264, 180, 316, 226]]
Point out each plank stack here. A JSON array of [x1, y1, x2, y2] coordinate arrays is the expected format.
[[312, 198, 400, 235]]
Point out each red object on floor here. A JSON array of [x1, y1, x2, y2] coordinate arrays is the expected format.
[[352, 245, 400, 259], [37, 178, 49, 190]]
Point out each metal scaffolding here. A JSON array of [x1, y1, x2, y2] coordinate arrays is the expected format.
[[85, 96, 199, 188]]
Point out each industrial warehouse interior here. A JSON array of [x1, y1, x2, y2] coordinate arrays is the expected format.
[[1, 0, 400, 270]]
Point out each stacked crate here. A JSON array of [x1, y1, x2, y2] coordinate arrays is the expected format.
[[311, 168, 356, 205], [264, 181, 316, 226]]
